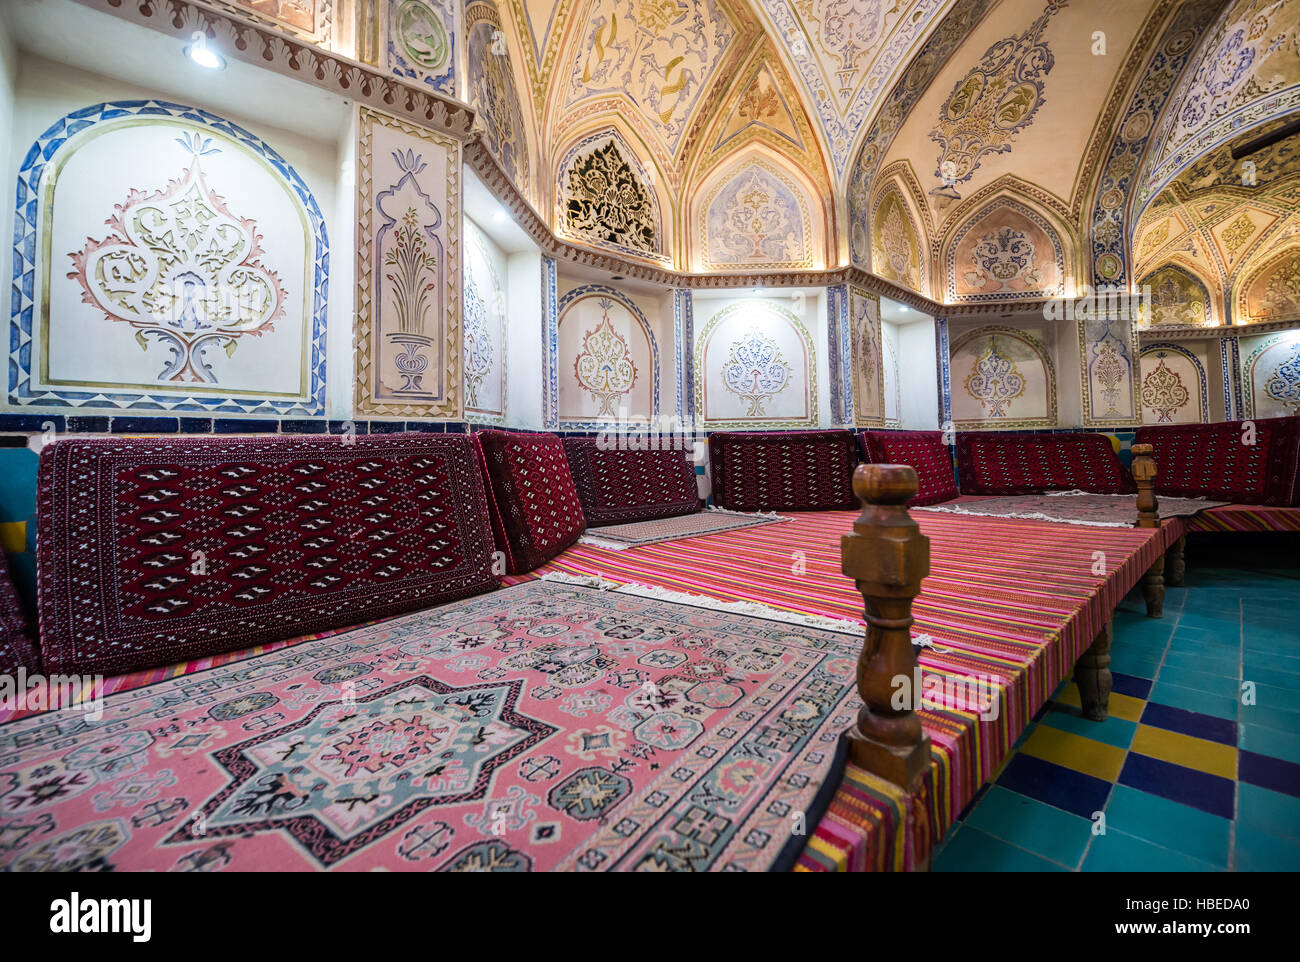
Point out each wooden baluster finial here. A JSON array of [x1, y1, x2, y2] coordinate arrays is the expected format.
[[840, 464, 932, 790], [1131, 443, 1159, 529], [1130, 443, 1166, 619]]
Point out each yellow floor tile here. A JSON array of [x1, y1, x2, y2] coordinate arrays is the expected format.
[[1055, 682, 1145, 722], [1130, 724, 1238, 780], [1020, 724, 1127, 782], [0, 521, 25, 554]]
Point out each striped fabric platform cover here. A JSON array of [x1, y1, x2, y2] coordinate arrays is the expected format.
[[1186, 504, 1300, 533], [507, 510, 1167, 871]]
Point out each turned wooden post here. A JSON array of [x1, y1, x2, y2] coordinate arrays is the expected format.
[[1074, 622, 1113, 722], [1166, 535, 1187, 587], [1131, 443, 1165, 618], [840, 463, 932, 791]]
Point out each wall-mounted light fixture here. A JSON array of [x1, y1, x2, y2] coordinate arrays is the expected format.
[[185, 31, 226, 70]]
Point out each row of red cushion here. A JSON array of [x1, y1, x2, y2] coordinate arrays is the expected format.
[[710, 418, 1300, 511], [7, 418, 1297, 680]]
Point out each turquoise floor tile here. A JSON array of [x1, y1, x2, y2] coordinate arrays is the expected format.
[[1111, 651, 1163, 679], [963, 786, 1093, 869], [1169, 630, 1240, 654], [1242, 703, 1300, 734], [1156, 665, 1242, 698], [1247, 665, 1300, 690], [1082, 829, 1219, 872], [1162, 649, 1240, 678], [1103, 785, 1230, 868], [1234, 824, 1300, 870], [1148, 680, 1239, 720], [1239, 724, 1300, 766], [1040, 707, 1137, 749], [1252, 682, 1300, 713], [933, 824, 1065, 872], [1242, 650, 1300, 670], [1237, 783, 1300, 841]]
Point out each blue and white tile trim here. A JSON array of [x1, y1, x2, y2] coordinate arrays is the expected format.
[[9, 100, 329, 417]]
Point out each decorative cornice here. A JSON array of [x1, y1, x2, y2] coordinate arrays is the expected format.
[[86, 0, 475, 137], [1137, 319, 1300, 342]]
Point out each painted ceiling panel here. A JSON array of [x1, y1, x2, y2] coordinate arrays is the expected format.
[[879, 0, 1155, 231]]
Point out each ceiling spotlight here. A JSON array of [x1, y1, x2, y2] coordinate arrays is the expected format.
[[493, 209, 507, 223], [185, 31, 226, 70]]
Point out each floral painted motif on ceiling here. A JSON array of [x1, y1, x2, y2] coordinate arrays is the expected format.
[[1140, 352, 1191, 422], [929, 0, 1064, 187], [871, 188, 923, 293], [1163, 0, 1300, 160], [565, 0, 736, 156], [757, 0, 951, 173], [721, 328, 790, 416], [1241, 248, 1300, 322], [1139, 264, 1211, 326], [70, 133, 287, 385], [560, 136, 659, 257], [467, 4, 531, 191], [574, 303, 638, 416], [701, 160, 812, 270], [947, 200, 1064, 301], [845, 0, 1000, 266], [388, 0, 457, 95]]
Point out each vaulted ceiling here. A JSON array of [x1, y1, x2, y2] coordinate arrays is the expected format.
[[470, 0, 1300, 287]]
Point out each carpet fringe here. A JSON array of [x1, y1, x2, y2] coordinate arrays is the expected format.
[[912, 503, 1136, 527], [540, 571, 861, 635]]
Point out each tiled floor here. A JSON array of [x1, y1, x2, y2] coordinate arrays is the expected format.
[[933, 560, 1300, 871]]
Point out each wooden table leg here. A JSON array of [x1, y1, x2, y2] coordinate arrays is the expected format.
[[1166, 535, 1187, 587], [1144, 555, 1165, 619], [1075, 622, 1113, 722]]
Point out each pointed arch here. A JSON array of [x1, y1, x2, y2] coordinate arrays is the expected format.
[[553, 125, 669, 264], [688, 145, 825, 272], [941, 192, 1071, 303]]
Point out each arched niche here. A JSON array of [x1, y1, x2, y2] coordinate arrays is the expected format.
[[949, 325, 1056, 429], [11, 100, 327, 415], [692, 151, 821, 272], [554, 128, 667, 264], [1138, 344, 1208, 423], [694, 300, 816, 429], [1138, 263, 1215, 327], [557, 285, 659, 428], [943, 197, 1067, 303]]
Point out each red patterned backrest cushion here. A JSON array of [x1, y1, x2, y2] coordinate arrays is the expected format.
[[0, 550, 39, 675], [562, 438, 700, 526], [37, 434, 500, 677], [475, 430, 587, 573], [1134, 417, 1300, 505], [708, 430, 859, 512], [858, 431, 958, 506], [957, 432, 1135, 495]]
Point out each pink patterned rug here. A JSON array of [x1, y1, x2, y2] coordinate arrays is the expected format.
[[0, 579, 858, 871], [580, 509, 790, 549], [914, 492, 1227, 527]]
